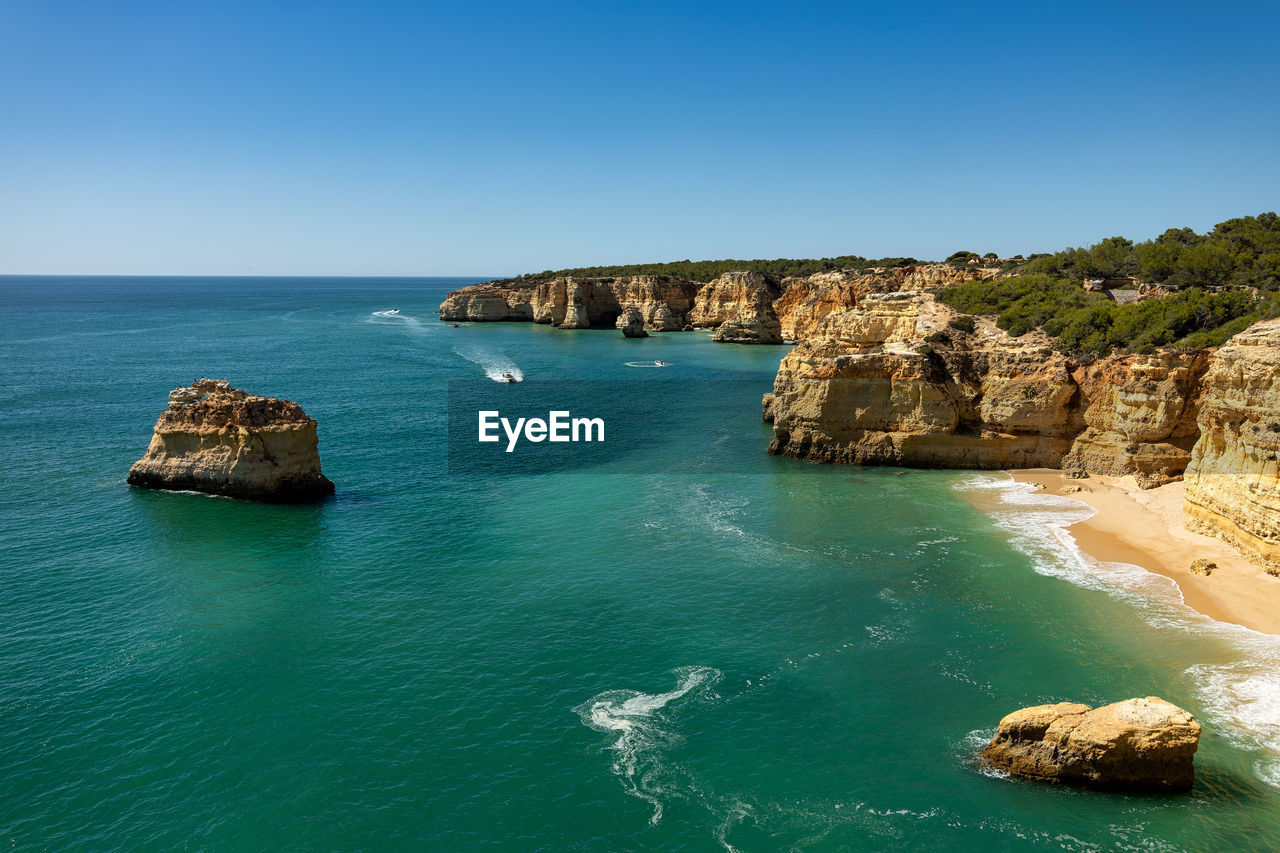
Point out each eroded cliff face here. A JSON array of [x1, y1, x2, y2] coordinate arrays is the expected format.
[[437, 263, 990, 342], [775, 264, 990, 341], [768, 293, 1084, 468], [127, 379, 334, 502], [1065, 353, 1211, 488], [690, 272, 784, 344], [766, 291, 1212, 482], [439, 275, 697, 330], [438, 283, 536, 322], [1183, 319, 1280, 570]]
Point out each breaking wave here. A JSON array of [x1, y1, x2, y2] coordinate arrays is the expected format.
[[956, 472, 1280, 789]]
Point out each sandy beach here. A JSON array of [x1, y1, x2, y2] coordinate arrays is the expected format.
[[1009, 469, 1280, 636]]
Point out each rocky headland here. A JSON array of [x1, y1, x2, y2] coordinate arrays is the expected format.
[[127, 379, 335, 502], [438, 274, 698, 331], [980, 697, 1201, 792], [765, 289, 1212, 487], [763, 288, 1280, 574], [441, 254, 1280, 578], [437, 263, 994, 344]]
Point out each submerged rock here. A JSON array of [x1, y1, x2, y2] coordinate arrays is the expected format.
[[127, 378, 335, 503], [980, 697, 1200, 792]]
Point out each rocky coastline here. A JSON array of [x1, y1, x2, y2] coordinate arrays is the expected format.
[[442, 263, 1280, 576], [127, 379, 335, 503], [437, 263, 986, 344], [764, 291, 1280, 573]]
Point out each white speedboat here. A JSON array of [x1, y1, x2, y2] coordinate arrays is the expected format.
[[496, 372, 522, 383]]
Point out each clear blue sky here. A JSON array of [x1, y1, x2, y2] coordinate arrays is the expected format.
[[2, 0, 1277, 275]]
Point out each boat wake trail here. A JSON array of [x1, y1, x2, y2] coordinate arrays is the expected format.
[[574, 666, 720, 826], [453, 346, 523, 382], [367, 309, 425, 331]]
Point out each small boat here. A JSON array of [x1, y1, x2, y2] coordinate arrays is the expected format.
[[387, 308, 400, 315], [452, 323, 460, 328], [654, 360, 666, 366], [497, 372, 520, 383]]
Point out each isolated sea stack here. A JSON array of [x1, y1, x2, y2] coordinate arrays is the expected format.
[[127, 379, 335, 502], [980, 697, 1200, 792]]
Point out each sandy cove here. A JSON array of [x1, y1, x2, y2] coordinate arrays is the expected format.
[[1009, 469, 1280, 636]]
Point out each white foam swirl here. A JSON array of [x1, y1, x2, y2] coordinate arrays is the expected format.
[[575, 666, 720, 824]]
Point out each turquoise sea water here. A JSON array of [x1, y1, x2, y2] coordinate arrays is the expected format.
[[3, 276, 1280, 851]]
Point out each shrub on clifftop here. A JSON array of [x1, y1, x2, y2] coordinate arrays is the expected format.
[[937, 275, 1279, 354]]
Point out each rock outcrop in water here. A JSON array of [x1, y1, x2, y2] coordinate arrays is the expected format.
[[1183, 318, 1280, 571], [979, 697, 1200, 792], [127, 379, 334, 502], [617, 307, 648, 338]]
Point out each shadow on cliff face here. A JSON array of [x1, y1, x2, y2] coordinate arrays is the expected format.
[[591, 310, 619, 329]]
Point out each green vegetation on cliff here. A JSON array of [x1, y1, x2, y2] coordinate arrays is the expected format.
[[938, 275, 1278, 354], [1022, 212, 1280, 289], [938, 212, 1280, 354], [499, 211, 1280, 355], [511, 255, 921, 283]]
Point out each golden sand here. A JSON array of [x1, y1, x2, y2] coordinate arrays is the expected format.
[[1009, 469, 1280, 636]]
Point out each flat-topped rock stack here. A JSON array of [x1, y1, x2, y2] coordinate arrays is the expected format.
[[127, 378, 335, 503], [980, 697, 1201, 792]]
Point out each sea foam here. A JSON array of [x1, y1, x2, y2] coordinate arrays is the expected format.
[[956, 473, 1280, 788], [574, 666, 721, 825]]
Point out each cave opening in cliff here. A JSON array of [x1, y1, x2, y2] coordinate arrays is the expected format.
[[592, 310, 619, 329]]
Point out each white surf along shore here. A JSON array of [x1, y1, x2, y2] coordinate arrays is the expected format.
[[957, 471, 1280, 790]]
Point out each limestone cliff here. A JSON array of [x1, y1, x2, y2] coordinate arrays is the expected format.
[[127, 379, 334, 502], [689, 272, 782, 329], [438, 263, 988, 343], [766, 291, 1211, 482], [1183, 319, 1280, 571], [775, 264, 990, 341], [438, 282, 536, 321], [691, 272, 784, 344], [439, 275, 696, 331], [1064, 352, 1211, 488]]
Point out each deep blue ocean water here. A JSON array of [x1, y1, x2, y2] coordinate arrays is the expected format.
[[2, 276, 1280, 851]]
